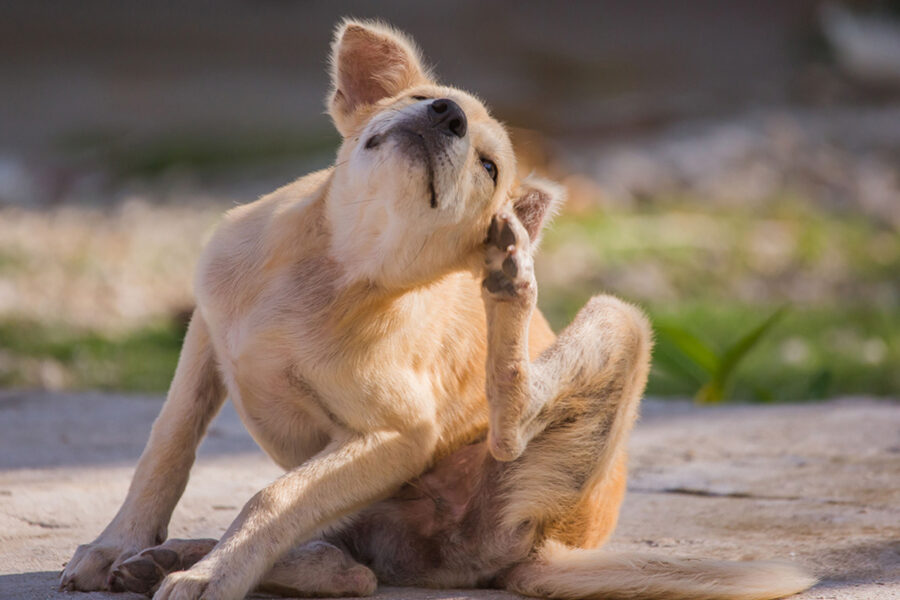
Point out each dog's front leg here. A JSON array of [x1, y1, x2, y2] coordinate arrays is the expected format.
[[154, 424, 436, 600], [60, 311, 226, 591]]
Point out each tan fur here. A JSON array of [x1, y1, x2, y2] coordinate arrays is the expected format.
[[60, 19, 816, 600], [503, 540, 817, 600]]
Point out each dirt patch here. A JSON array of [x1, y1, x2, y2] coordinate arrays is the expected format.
[[0, 392, 897, 599]]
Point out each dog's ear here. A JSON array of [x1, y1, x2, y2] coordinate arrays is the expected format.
[[510, 176, 565, 246], [328, 19, 430, 136]]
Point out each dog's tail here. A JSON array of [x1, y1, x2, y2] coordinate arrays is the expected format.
[[502, 540, 816, 600]]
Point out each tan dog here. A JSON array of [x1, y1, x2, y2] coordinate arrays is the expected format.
[[60, 20, 816, 600]]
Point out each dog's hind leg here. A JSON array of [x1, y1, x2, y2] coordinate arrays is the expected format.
[[113, 538, 377, 597], [482, 236, 815, 599], [482, 212, 652, 547], [482, 212, 650, 458], [493, 294, 651, 546]]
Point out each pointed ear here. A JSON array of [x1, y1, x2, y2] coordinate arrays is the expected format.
[[328, 19, 430, 136], [511, 176, 566, 246]]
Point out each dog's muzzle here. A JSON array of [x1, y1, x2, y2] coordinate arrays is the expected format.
[[379, 98, 468, 157]]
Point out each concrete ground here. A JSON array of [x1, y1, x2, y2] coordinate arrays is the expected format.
[[0, 391, 897, 599]]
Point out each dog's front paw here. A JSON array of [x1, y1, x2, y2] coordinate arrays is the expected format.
[[482, 213, 536, 302], [153, 567, 213, 600], [154, 559, 250, 600], [112, 538, 217, 596]]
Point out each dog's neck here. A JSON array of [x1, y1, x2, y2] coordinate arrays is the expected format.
[[323, 181, 478, 292]]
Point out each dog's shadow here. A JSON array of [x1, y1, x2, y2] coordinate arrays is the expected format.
[[0, 392, 262, 471], [0, 571, 533, 600], [0, 571, 142, 599]]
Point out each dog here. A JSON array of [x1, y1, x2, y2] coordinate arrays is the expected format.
[[60, 19, 816, 600]]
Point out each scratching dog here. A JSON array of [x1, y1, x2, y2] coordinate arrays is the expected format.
[[61, 19, 816, 600]]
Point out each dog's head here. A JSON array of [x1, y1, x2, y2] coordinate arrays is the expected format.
[[326, 20, 563, 287]]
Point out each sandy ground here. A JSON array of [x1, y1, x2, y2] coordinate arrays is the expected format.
[[0, 391, 897, 600]]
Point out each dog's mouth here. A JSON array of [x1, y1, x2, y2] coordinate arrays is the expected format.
[[366, 129, 439, 209]]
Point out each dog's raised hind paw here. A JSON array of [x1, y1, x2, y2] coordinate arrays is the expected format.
[[482, 213, 535, 302]]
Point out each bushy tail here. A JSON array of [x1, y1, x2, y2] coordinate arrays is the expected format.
[[503, 541, 817, 600]]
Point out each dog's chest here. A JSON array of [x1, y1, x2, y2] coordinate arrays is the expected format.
[[211, 297, 435, 467]]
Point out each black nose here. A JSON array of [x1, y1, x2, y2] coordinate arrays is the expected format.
[[428, 98, 467, 138]]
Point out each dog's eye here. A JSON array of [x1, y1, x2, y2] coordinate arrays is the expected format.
[[411, 95, 428, 101], [480, 157, 498, 183]]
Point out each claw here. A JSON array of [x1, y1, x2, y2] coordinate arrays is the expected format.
[[108, 569, 125, 593], [59, 570, 73, 592]]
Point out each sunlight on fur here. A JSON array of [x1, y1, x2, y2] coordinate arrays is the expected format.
[[59, 18, 817, 600]]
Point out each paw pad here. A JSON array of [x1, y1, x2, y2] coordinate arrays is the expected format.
[[483, 213, 534, 300]]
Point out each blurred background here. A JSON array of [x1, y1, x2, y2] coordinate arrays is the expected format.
[[0, 0, 897, 402]]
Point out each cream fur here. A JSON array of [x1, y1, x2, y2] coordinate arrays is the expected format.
[[59, 19, 817, 600], [504, 540, 818, 600]]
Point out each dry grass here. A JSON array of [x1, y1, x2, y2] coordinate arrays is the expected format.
[[0, 198, 222, 331]]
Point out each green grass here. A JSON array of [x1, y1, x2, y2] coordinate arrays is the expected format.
[[0, 318, 186, 392], [541, 292, 900, 402], [540, 284, 899, 403], [653, 302, 899, 401], [0, 247, 27, 274], [531, 194, 899, 401]]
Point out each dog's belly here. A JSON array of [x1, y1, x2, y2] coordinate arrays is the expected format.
[[331, 441, 536, 587]]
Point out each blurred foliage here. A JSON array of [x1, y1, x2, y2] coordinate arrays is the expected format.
[[0, 318, 185, 392], [537, 194, 899, 402], [539, 196, 898, 304], [543, 294, 899, 402], [0, 189, 897, 400], [657, 306, 788, 404]]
